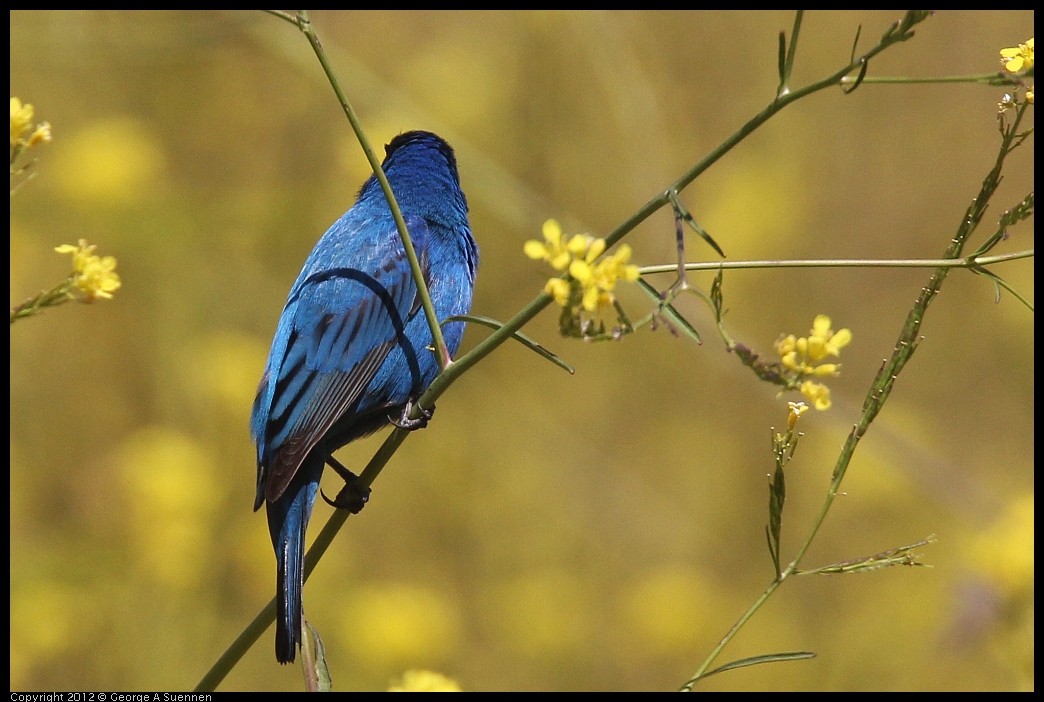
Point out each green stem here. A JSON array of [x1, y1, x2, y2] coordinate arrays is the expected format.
[[637, 249, 1034, 275], [10, 279, 74, 324], [842, 72, 1027, 85]]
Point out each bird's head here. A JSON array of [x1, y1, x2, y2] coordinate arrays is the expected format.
[[358, 130, 468, 223]]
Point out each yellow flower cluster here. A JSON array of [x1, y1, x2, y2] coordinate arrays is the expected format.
[[55, 239, 122, 301], [775, 314, 852, 410], [10, 97, 52, 149], [525, 219, 640, 312], [999, 37, 1034, 105], [1000, 37, 1033, 73]]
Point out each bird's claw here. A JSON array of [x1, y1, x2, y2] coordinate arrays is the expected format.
[[389, 399, 435, 431], [322, 456, 371, 514]]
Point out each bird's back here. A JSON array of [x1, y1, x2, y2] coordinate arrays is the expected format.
[[252, 130, 478, 506]]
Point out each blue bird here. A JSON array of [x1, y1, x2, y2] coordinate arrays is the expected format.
[[251, 131, 478, 664]]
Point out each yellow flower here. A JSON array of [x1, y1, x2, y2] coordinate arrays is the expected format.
[[11, 97, 35, 146], [55, 239, 122, 301], [825, 328, 852, 356], [27, 122, 52, 147], [786, 401, 808, 430], [11, 98, 52, 156], [775, 334, 796, 357], [586, 238, 606, 261], [780, 351, 800, 371], [1027, 88, 1034, 104], [78, 255, 121, 300], [55, 239, 95, 272], [524, 219, 573, 271], [388, 669, 462, 692], [1000, 37, 1034, 73], [568, 258, 593, 285], [568, 243, 640, 312], [800, 380, 831, 411], [808, 314, 851, 360], [544, 278, 571, 306]]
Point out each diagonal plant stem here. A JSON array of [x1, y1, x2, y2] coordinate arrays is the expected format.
[[196, 10, 937, 691], [10, 279, 74, 324], [681, 99, 1032, 692]]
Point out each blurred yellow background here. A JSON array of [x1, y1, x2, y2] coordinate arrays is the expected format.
[[10, 10, 1033, 691]]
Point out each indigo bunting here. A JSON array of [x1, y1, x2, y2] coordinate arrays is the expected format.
[[251, 131, 478, 663]]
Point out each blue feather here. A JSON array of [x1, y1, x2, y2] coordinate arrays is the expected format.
[[251, 131, 478, 663]]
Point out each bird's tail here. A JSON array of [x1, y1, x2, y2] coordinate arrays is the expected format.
[[266, 453, 323, 664]]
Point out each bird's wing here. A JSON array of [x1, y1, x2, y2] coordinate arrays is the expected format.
[[259, 216, 430, 505]]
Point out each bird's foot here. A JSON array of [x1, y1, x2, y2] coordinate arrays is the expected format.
[[389, 398, 435, 431], [320, 456, 371, 514]]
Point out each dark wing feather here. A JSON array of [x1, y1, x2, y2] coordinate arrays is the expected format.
[[259, 217, 430, 504]]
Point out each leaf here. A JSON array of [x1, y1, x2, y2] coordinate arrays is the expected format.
[[767, 461, 786, 580], [668, 190, 726, 258], [765, 525, 779, 580], [443, 314, 575, 373], [969, 267, 1034, 312], [684, 651, 816, 687], [777, 31, 787, 85], [967, 191, 1034, 259], [301, 618, 332, 692], [798, 535, 937, 575], [710, 267, 725, 322], [636, 279, 702, 344]]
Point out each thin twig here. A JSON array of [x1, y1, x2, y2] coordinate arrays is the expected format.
[[638, 249, 1033, 275]]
